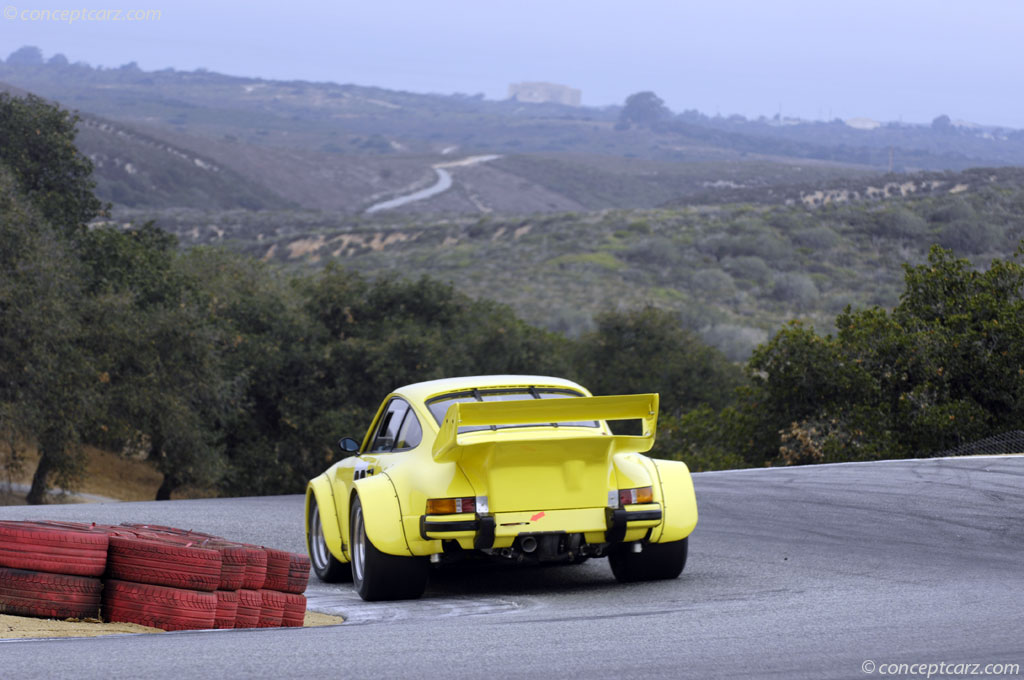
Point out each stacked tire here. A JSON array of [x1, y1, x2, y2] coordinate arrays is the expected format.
[[117, 524, 311, 631], [101, 533, 222, 631], [0, 520, 311, 632], [0, 521, 108, 620]]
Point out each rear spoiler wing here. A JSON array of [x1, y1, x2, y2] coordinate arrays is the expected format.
[[432, 394, 659, 463]]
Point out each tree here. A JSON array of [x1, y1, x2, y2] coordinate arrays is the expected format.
[[729, 245, 1024, 467], [185, 248, 321, 496], [575, 306, 744, 417], [77, 226, 233, 500], [618, 92, 671, 128], [0, 166, 97, 503], [0, 93, 104, 238], [6, 46, 44, 65]]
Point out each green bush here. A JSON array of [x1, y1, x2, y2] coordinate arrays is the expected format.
[[872, 207, 928, 239], [937, 220, 999, 254], [690, 268, 735, 295], [792, 226, 840, 250], [771, 272, 819, 308], [721, 255, 772, 285]]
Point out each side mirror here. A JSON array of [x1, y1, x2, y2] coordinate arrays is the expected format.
[[338, 437, 360, 455]]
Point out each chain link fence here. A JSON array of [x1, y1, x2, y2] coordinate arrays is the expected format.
[[930, 430, 1024, 458]]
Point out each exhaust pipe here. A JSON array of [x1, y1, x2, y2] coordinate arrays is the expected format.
[[520, 536, 538, 553]]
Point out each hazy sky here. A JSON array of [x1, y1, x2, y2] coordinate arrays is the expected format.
[[2, 0, 1022, 127]]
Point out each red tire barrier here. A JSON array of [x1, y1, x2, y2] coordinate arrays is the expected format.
[[20, 520, 99, 532], [240, 547, 267, 591], [281, 592, 306, 628], [119, 524, 218, 540], [257, 589, 286, 628], [106, 535, 221, 592], [212, 544, 248, 592], [282, 553, 311, 594], [234, 589, 261, 628], [261, 548, 291, 592], [116, 532, 248, 592], [0, 567, 102, 619], [214, 589, 239, 629], [102, 579, 216, 631], [0, 522, 109, 577]]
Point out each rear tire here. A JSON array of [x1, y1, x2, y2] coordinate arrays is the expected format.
[[308, 502, 351, 583], [350, 495, 428, 601], [609, 537, 688, 583]]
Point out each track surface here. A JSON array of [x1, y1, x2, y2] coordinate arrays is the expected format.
[[1, 456, 1021, 679]]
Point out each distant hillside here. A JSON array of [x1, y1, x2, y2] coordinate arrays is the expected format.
[[3, 51, 1023, 214], [74, 114, 295, 210], [111, 167, 1024, 360], [0, 80, 292, 210], [667, 166, 1024, 208]]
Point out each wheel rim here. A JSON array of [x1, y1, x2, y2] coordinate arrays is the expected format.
[[310, 505, 330, 571], [352, 503, 366, 583]]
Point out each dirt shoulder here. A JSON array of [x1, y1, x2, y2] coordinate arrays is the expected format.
[[0, 610, 344, 639]]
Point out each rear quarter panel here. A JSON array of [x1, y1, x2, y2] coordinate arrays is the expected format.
[[354, 473, 414, 556], [650, 458, 698, 543]]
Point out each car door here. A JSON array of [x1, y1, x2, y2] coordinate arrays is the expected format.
[[356, 397, 423, 481]]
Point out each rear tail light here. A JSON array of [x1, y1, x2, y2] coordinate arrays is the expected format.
[[425, 496, 487, 515], [618, 486, 654, 506]]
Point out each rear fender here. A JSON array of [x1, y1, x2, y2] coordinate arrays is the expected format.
[[649, 459, 698, 543], [307, 474, 347, 563], [613, 452, 657, 490], [353, 474, 413, 557]]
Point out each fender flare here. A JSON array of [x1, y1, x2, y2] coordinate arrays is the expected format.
[[649, 459, 698, 543], [306, 474, 347, 563], [353, 474, 413, 557]]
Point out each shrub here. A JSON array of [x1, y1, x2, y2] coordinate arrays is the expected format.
[[792, 226, 840, 250], [937, 220, 999, 254], [655, 407, 749, 471], [872, 207, 928, 239], [770, 272, 819, 308], [929, 198, 977, 224], [721, 256, 771, 285], [699, 324, 769, 362], [690, 268, 735, 295]]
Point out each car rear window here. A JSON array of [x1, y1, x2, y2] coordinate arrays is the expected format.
[[426, 388, 599, 432]]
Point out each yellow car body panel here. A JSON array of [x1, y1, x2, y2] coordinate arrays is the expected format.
[[432, 395, 655, 514], [305, 375, 698, 571], [353, 474, 412, 556], [306, 473, 346, 562], [651, 459, 699, 543]]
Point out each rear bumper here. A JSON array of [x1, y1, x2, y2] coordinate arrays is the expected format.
[[420, 515, 496, 549], [605, 506, 661, 542], [418, 504, 662, 549]]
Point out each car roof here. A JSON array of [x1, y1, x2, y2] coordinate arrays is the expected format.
[[395, 375, 591, 405]]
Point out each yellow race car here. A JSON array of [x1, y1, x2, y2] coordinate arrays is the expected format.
[[305, 375, 698, 601]]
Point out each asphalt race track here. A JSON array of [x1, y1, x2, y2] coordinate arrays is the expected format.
[[1, 456, 1022, 679]]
